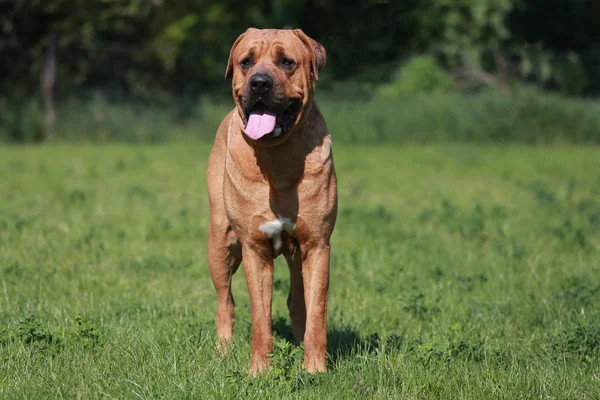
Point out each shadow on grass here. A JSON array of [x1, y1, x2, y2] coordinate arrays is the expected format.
[[272, 316, 384, 365], [328, 325, 383, 364], [272, 316, 296, 343]]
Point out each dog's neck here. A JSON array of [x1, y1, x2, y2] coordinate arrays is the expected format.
[[230, 101, 328, 190]]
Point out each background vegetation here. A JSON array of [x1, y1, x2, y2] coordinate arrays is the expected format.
[[2, 0, 600, 143]]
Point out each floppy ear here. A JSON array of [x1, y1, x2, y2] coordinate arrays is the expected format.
[[225, 28, 257, 79], [293, 29, 326, 81]]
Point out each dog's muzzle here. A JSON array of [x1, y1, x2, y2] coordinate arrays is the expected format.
[[243, 98, 302, 141]]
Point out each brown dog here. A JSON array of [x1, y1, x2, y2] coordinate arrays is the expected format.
[[206, 28, 337, 374]]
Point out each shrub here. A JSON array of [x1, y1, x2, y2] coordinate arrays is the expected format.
[[376, 56, 455, 97], [0, 98, 45, 142]]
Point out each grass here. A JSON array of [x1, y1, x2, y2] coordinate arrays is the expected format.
[[0, 142, 599, 398]]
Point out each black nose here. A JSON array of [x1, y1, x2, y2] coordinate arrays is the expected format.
[[249, 74, 273, 95]]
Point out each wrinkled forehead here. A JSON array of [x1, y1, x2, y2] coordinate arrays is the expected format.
[[236, 30, 306, 59]]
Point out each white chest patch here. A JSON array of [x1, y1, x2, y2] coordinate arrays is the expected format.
[[259, 215, 295, 251]]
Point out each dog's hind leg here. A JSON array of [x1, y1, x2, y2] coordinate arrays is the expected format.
[[208, 218, 241, 350]]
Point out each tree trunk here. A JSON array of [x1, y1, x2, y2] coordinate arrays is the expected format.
[[41, 33, 56, 141]]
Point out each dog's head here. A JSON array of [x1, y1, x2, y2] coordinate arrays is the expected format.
[[225, 28, 326, 145]]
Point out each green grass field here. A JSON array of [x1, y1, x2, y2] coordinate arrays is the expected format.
[[1, 143, 599, 398]]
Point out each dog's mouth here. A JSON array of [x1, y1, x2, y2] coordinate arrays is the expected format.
[[243, 99, 301, 140]]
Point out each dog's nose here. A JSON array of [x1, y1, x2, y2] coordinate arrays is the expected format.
[[249, 74, 273, 95]]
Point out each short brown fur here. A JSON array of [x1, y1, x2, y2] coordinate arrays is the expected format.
[[207, 28, 337, 374]]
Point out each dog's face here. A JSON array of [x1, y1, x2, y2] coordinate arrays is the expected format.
[[226, 28, 326, 144]]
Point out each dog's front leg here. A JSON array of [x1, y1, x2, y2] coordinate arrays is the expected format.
[[302, 243, 330, 373], [242, 245, 274, 375]]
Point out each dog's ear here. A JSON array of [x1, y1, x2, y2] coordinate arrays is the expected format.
[[294, 29, 326, 81], [225, 28, 257, 79]]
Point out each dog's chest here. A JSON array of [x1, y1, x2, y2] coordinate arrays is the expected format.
[[258, 215, 295, 253], [223, 131, 334, 253]]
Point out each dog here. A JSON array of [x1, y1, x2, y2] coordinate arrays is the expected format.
[[206, 28, 337, 374]]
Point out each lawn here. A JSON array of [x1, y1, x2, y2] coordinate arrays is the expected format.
[[0, 142, 599, 398]]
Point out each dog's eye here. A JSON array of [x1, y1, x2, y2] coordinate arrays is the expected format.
[[240, 58, 253, 69], [281, 58, 296, 69]]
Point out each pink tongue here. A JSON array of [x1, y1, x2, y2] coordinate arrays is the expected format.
[[245, 111, 276, 140]]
